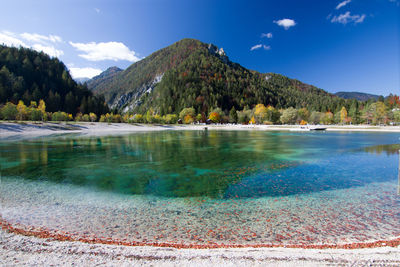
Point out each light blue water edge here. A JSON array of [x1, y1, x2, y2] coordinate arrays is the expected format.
[[0, 130, 399, 245]]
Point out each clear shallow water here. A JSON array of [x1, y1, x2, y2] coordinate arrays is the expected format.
[[0, 130, 399, 246]]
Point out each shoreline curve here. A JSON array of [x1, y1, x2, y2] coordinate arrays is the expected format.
[[2, 218, 399, 250]]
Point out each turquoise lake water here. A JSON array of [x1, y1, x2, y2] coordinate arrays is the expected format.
[[0, 130, 399, 245]]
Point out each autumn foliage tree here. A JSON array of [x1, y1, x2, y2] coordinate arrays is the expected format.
[[179, 107, 196, 121], [89, 112, 97, 122], [209, 112, 221, 123], [363, 102, 387, 125], [340, 106, 348, 124], [184, 114, 195, 124], [254, 104, 268, 123], [16, 100, 28, 120], [249, 116, 256, 124], [387, 94, 400, 109]]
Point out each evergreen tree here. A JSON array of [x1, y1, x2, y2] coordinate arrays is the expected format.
[[349, 100, 360, 124], [65, 91, 76, 114], [229, 106, 237, 123]]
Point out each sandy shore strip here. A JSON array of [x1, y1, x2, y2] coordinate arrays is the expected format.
[[1, 121, 400, 139], [1, 229, 399, 267]]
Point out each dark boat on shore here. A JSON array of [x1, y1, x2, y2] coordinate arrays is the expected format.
[[290, 126, 327, 131], [310, 127, 327, 131]]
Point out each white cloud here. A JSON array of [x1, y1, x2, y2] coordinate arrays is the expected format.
[[20, 33, 62, 43], [274, 18, 296, 30], [69, 41, 140, 62], [250, 44, 271, 51], [0, 31, 28, 47], [336, 0, 351, 10], [261, 32, 273, 38], [0, 31, 64, 58], [94, 8, 100, 14], [331, 11, 366, 24], [251, 44, 262, 51], [69, 67, 102, 79], [32, 44, 64, 57]]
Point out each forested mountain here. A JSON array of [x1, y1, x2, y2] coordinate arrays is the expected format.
[[0, 45, 109, 115], [86, 66, 122, 91], [334, 92, 380, 101], [88, 39, 212, 110], [87, 38, 351, 116]]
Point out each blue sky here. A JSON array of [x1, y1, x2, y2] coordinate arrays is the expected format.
[[0, 0, 398, 96]]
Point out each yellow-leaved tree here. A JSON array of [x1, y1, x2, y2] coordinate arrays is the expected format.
[[340, 106, 348, 124], [16, 100, 28, 120], [89, 112, 97, 122], [38, 99, 47, 121], [38, 99, 46, 113], [321, 111, 334, 124], [249, 116, 256, 124], [254, 104, 268, 123]]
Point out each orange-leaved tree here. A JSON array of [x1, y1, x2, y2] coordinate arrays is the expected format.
[[209, 112, 221, 123], [184, 114, 194, 124]]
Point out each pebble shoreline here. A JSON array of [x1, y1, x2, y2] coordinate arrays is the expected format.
[[1, 218, 400, 250], [1, 228, 400, 267], [1, 121, 400, 140]]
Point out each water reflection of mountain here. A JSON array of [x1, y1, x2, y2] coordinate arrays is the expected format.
[[1, 132, 398, 199], [363, 144, 400, 156], [0, 131, 299, 198]]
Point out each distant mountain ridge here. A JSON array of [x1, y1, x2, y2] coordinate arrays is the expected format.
[[75, 77, 90, 84], [87, 38, 353, 115], [334, 91, 380, 101], [86, 66, 122, 89]]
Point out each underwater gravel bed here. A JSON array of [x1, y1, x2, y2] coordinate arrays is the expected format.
[[1, 177, 399, 249]]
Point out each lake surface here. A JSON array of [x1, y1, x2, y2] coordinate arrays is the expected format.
[[0, 130, 399, 246]]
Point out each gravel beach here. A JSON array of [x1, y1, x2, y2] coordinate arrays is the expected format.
[[1, 121, 400, 139], [1, 229, 400, 266]]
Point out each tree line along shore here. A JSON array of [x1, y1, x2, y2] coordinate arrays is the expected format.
[[1, 98, 399, 125]]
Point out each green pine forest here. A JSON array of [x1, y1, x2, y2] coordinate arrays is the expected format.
[[0, 45, 108, 116]]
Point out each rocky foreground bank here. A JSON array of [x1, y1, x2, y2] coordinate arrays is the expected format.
[[1, 229, 400, 267]]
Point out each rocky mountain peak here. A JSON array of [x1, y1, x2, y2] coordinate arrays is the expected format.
[[208, 44, 229, 63]]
